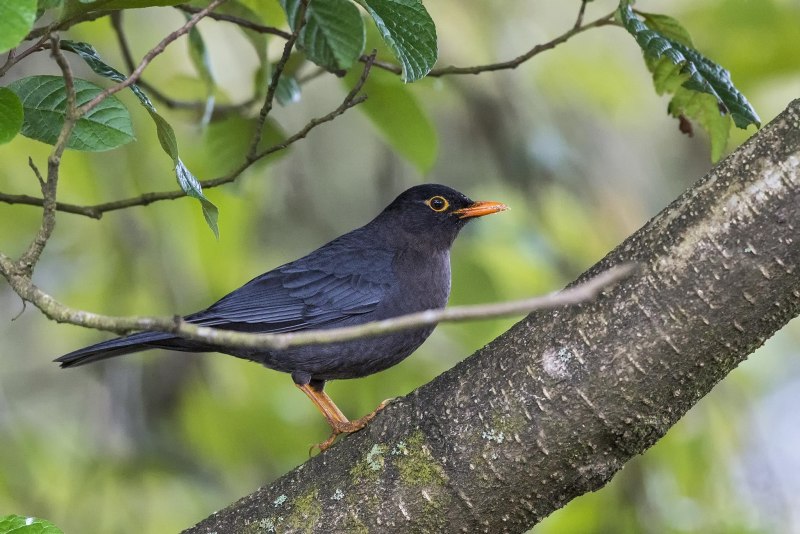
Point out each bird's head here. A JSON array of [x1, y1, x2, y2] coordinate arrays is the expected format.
[[376, 184, 508, 249]]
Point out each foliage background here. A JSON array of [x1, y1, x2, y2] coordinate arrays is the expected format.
[[0, 0, 798, 532]]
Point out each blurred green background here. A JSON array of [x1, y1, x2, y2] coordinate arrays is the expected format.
[[1, 1, 799, 532]]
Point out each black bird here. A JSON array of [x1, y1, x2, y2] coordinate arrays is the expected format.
[[56, 184, 507, 450]]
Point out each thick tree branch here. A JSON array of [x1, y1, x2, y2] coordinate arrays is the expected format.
[[184, 101, 800, 533]]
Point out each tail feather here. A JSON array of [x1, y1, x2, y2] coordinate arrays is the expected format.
[[55, 331, 187, 368]]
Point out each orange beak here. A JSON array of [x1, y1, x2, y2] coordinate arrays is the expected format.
[[453, 200, 509, 219]]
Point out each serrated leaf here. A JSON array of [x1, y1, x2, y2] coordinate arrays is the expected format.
[[355, 0, 437, 82], [0, 0, 37, 53], [0, 87, 24, 145], [344, 67, 437, 172], [0, 515, 64, 534], [62, 39, 219, 236], [639, 12, 693, 47], [619, 4, 760, 130], [281, 0, 365, 71], [8, 75, 134, 151]]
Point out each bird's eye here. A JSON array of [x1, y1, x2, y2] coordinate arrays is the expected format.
[[426, 196, 449, 212]]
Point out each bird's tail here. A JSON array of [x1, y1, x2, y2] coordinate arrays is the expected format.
[[55, 331, 189, 368]]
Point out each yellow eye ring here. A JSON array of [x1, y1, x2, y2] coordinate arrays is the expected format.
[[426, 196, 449, 212]]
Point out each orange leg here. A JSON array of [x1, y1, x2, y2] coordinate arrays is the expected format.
[[295, 383, 391, 452]]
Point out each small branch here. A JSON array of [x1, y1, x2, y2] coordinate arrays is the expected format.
[[574, 0, 590, 30], [360, 10, 617, 78], [177, 4, 292, 39], [241, 51, 375, 170], [0, 35, 48, 78], [77, 0, 227, 116], [15, 37, 78, 275], [247, 0, 309, 160], [0, 193, 102, 218], [1, 259, 634, 350]]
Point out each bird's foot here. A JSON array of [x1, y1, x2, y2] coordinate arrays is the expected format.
[[311, 398, 394, 454]]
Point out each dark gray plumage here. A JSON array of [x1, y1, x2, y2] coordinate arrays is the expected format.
[[55, 184, 507, 448]]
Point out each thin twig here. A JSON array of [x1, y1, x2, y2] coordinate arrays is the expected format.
[[359, 10, 617, 78], [0, 35, 48, 77], [1, 259, 635, 350], [28, 157, 45, 190], [15, 37, 78, 275], [177, 4, 292, 39], [574, 0, 590, 30], [77, 0, 227, 116], [247, 0, 309, 160], [0, 193, 102, 218]]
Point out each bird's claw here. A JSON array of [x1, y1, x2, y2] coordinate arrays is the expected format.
[[309, 398, 395, 454]]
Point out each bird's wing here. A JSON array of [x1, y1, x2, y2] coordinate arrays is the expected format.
[[185, 243, 394, 333]]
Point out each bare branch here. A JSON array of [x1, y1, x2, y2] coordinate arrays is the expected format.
[[1, 259, 634, 350], [574, 0, 590, 29], [0, 193, 102, 218], [15, 37, 78, 275], [0, 35, 49, 78], [360, 10, 618, 78], [247, 0, 309, 160]]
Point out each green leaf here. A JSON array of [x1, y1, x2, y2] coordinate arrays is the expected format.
[[61, 39, 218, 236], [0, 0, 37, 53], [281, 0, 364, 71], [147, 109, 178, 162], [8, 75, 134, 151], [0, 87, 24, 145], [618, 4, 760, 130], [355, 0, 437, 82], [344, 67, 437, 172], [0, 514, 64, 534], [176, 159, 219, 238]]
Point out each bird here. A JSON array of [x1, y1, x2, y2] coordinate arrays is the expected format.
[[55, 184, 508, 451]]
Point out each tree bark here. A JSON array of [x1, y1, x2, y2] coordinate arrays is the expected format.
[[184, 100, 800, 533]]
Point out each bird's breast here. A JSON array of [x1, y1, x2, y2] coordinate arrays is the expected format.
[[382, 247, 451, 317]]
